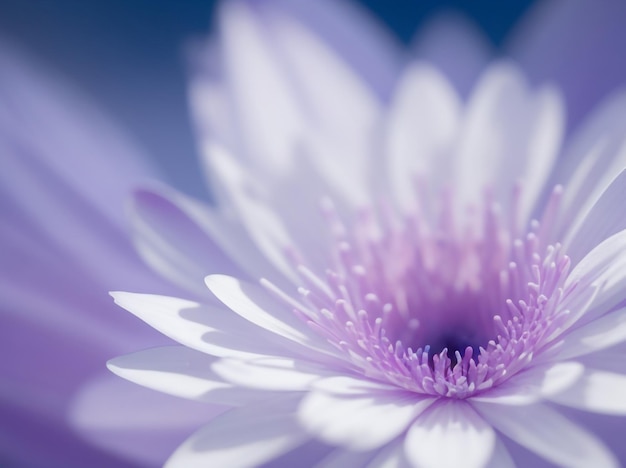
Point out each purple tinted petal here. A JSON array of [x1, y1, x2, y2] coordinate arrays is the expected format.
[[69, 374, 221, 468], [0, 42, 183, 465], [412, 13, 492, 99], [248, 0, 403, 100], [507, 0, 626, 129]]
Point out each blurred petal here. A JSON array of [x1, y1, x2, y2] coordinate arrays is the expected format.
[[562, 230, 626, 327], [129, 188, 248, 297], [166, 394, 307, 468], [552, 307, 626, 361], [69, 373, 217, 467], [474, 402, 618, 467], [549, 368, 626, 415], [508, 0, 626, 129], [453, 63, 563, 223], [385, 62, 461, 211], [413, 13, 491, 98], [564, 169, 626, 266], [550, 92, 626, 246]]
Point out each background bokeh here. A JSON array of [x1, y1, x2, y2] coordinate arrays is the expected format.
[[0, 0, 535, 199]]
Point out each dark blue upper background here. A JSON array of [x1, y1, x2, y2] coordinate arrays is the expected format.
[[0, 0, 536, 197]]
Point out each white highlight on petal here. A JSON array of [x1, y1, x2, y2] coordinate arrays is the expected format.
[[453, 62, 563, 224], [219, 0, 303, 174], [204, 145, 299, 280], [107, 346, 264, 406], [551, 306, 626, 360], [552, 91, 626, 244], [549, 368, 626, 415], [386, 62, 460, 211], [110, 291, 290, 359], [311, 376, 400, 395], [473, 402, 619, 467], [211, 357, 332, 391], [405, 400, 495, 468], [129, 187, 242, 297], [299, 390, 433, 451], [562, 229, 626, 327], [166, 394, 307, 468], [471, 361, 584, 405], [205, 274, 333, 354], [563, 169, 626, 266]]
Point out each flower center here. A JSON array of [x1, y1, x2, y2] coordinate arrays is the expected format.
[[265, 184, 571, 399]]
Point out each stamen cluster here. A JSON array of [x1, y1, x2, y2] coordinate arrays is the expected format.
[[267, 186, 571, 399]]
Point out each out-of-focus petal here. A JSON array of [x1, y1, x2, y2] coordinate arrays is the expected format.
[[0, 42, 185, 466], [165, 394, 307, 468], [548, 368, 626, 415], [256, 0, 402, 100], [452, 63, 563, 224], [551, 307, 626, 361], [129, 188, 249, 297], [549, 92, 626, 246], [563, 170, 626, 266], [473, 402, 619, 467], [69, 373, 217, 468], [412, 13, 491, 99], [508, 0, 626, 129], [385, 62, 461, 211], [561, 230, 626, 328]]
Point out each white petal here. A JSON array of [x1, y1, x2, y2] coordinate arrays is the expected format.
[[563, 169, 626, 266], [404, 400, 495, 468], [129, 188, 246, 297], [218, 0, 303, 174], [312, 375, 400, 395], [552, 91, 626, 243], [131, 185, 290, 290], [262, 5, 380, 203], [453, 62, 563, 225], [205, 274, 335, 355], [550, 306, 626, 360], [107, 346, 267, 406], [561, 229, 626, 328], [471, 361, 584, 405], [386, 62, 461, 211], [110, 291, 291, 359], [166, 394, 307, 468], [205, 141, 348, 279], [211, 356, 333, 391], [473, 402, 618, 467], [299, 390, 433, 451], [204, 145, 300, 279], [68, 373, 216, 467], [549, 368, 626, 415]]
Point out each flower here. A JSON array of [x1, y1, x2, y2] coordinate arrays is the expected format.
[[0, 43, 221, 467], [107, 1, 626, 467]]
